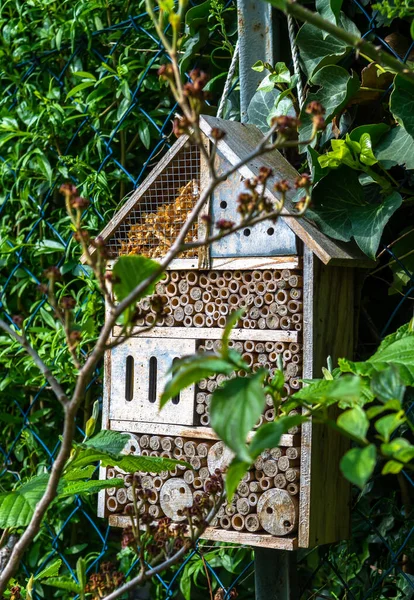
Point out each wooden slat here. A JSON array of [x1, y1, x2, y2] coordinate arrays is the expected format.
[[199, 115, 375, 268], [299, 247, 352, 548], [109, 420, 298, 447], [112, 326, 298, 342], [106, 256, 301, 271], [108, 515, 298, 549]]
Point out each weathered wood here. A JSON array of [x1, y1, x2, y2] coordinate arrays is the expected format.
[[159, 478, 193, 522], [199, 115, 375, 268], [207, 441, 235, 474], [257, 489, 298, 536], [112, 326, 298, 342], [109, 420, 297, 447], [299, 247, 353, 548]]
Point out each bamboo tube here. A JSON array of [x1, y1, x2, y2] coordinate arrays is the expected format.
[[295, 323, 302, 332], [257, 353, 267, 365], [149, 436, 160, 451], [193, 314, 205, 327], [270, 447, 282, 460], [219, 305, 229, 316], [199, 467, 210, 479], [218, 287, 229, 301], [254, 455, 264, 470], [182, 316, 191, 327], [149, 505, 160, 519], [259, 477, 272, 491], [160, 437, 173, 452], [197, 443, 208, 457], [281, 269, 290, 281], [265, 315, 279, 330], [190, 457, 201, 471], [287, 483, 299, 496], [286, 468, 300, 483], [236, 498, 251, 515], [254, 296, 264, 308], [264, 408, 275, 422], [180, 294, 190, 307], [207, 379, 217, 393], [274, 474, 287, 488], [276, 290, 288, 304], [218, 316, 227, 327], [241, 272, 253, 284], [256, 282, 266, 296], [198, 274, 208, 288], [228, 280, 240, 293], [126, 487, 135, 502], [249, 481, 260, 492], [284, 383, 292, 396], [107, 497, 119, 512], [166, 282, 178, 297], [289, 288, 302, 300], [178, 280, 189, 294], [292, 313, 302, 323], [280, 316, 291, 330], [237, 481, 250, 497], [169, 272, 179, 282], [249, 307, 260, 320], [205, 340, 214, 350], [184, 470, 194, 484], [164, 315, 175, 327], [200, 414, 210, 426], [196, 392, 206, 405], [220, 515, 232, 529], [221, 270, 230, 281], [106, 486, 117, 497], [207, 271, 219, 282], [196, 404, 205, 415], [278, 456, 291, 472], [287, 300, 302, 314], [184, 304, 194, 316], [190, 287, 202, 301], [283, 350, 292, 362], [239, 284, 249, 297], [255, 469, 265, 481], [152, 476, 163, 491], [263, 460, 278, 477], [216, 374, 227, 385], [231, 514, 245, 531], [292, 354, 302, 365], [242, 353, 253, 367], [183, 441, 196, 456], [107, 468, 117, 480], [286, 364, 299, 377], [288, 274, 302, 287], [140, 449, 150, 456], [277, 305, 288, 317], [245, 514, 261, 532], [198, 379, 208, 390], [173, 307, 184, 322], [290, 377, 300, 389], [257, 317, 266, 330], [225, 503, 236, 516], [248, 493, 259, 508], [174, 436, 184, 449], [228, 294, 239, 307], [201, 290, 210, 303], [192, 477, 202, 489], [155, 282, 166, 295], [243, 341, 254, 352], [277, 279, 287, 290], [252, 270, 262, 282]]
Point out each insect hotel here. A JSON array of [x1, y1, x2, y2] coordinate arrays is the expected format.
[[87, 115, 372, 550]]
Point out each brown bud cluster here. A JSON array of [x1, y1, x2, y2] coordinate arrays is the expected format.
[[12, 315, 24, 328], [294, 174, 312, 189], [43, 266, 61, 280], [271, 115, 300, 139], [215, 219, 235, 231], [183, 69, 209, 101], [85, 562, 124, 600], [173, 116, 191, 138], [305, 101, 326, 131], [237, 167, 274, 219], [60, 296, 76, 310], [211, 127, 226, 141], [70, 196, 89, 210]]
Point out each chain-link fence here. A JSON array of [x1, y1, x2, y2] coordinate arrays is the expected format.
[[0, 0, 413, 598]]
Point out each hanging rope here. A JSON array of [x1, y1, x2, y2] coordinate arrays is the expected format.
[[287, 14, 305, 109], [216, 39, 240, 118]]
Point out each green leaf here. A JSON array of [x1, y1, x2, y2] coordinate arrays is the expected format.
[[58, 478, 123, 499], [138, 121, 151, 150], [296, 24, 349, 77], [161, 354, 234, 407], [112, 255, 164, 324], [269, 62, 291, 84], [349, 124, 390, 146], [34, 559, 62, 581], [225, 459, 251, 501], [359, 133, 378, 166], [222, 309, 244, 355], [390, 75, 414, 138], [63, 466, 96, 481], [340, 326, 414, 385], [381, 438, 414, 463], [337, 407, 369, 443], [82, 430, 129, 454], [264, 0, 287, 9], [66, 81, 96, 100], [185, 0, 210, 35], [210, 371, 267, 462], [76, 557, 87, 600], [247, 89, 286, 133], [340, 444, 377, 488], [0, 474, 49, 528], [72, 71, 97, 81], [292, 375, 361, 407], [299, 66, 360, 146], [371, 366, 405, 403], [69, 446, 187, 472], [382, 460, 403, 475], [42, 577, 80, 594], [316, 0, 342, 24], [249, 415, 305, 458], [310, 168, 402, 259], [252, 61, 265, 72], [375, 126, 414, 170], [375, 411, 405, 443]]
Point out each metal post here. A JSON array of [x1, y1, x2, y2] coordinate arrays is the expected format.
[[237, 0, 279, 122], [255, 548, 298, 600], [237, 3, 298, 598]]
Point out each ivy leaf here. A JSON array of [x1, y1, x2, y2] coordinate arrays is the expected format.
[[359, 133, 378, 166], [375, 126, 414, 170], [296, 24, 349, 77], [349, 124, 390, 146], [316, 0, 342, 24], [310, 167, 402, 259], [210, 371, 267, 462], [381, 438, 414, 463], [112, 255, 164, 324], [160, 354, 235, 407], [340, 444, 377, 488], [390, 75, 414, 138], [247, 89, 294, 133], [340, 327, 414, 385], [337, 407, 369, 443], [299, 66, 360, 146], [292, 375, 361, 407]]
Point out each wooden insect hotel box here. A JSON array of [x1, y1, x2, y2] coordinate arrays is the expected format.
[[87, 115, 373, 550]]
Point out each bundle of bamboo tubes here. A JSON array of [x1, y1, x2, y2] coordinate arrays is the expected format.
[[105, 434, 300, 537], [133, 268, 303, 330]]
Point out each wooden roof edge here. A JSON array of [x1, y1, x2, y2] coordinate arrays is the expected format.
[[80, 134, 190, 264], [199, 115, 375, 269]]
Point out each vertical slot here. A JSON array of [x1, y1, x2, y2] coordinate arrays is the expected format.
[[125, 355, 134, 401], [149, 356, 157, 403], [172, 357, 180, 405]]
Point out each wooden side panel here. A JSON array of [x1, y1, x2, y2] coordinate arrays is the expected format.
[[299, 248, 353, 547]]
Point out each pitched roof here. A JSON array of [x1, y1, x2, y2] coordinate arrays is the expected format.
[[82, 115, 374, 268]]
